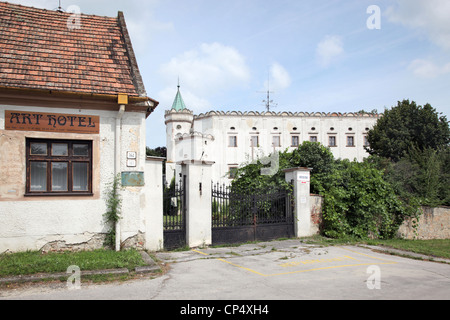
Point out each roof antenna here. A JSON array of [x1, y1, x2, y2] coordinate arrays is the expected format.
[[56, 0, 64, 12], [258, 72, 277, 112]]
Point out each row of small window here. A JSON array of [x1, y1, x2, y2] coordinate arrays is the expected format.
[[26, 139, 92, 195], [228, 135, 369, 148], [230, 127, 369, 132]]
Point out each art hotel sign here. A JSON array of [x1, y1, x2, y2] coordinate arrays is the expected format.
[[5, 110, 100, 134]]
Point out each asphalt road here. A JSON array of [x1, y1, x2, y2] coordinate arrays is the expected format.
[[1, 240, 449, 302]]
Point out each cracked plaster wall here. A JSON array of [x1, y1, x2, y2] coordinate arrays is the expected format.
[[0, 105, 150, 253]]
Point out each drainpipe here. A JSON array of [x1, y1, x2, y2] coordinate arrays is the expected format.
[[115, 96, 127, 252]]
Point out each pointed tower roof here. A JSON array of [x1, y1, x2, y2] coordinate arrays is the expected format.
[[171, 83, 187, 111]]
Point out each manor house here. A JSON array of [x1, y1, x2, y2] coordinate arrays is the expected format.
[[165, 86, 379, 184]]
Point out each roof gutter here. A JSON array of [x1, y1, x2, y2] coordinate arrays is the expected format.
[[0, 86, 159, 117], [0, 86, 152, 103]]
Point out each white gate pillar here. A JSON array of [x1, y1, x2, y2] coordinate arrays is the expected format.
[[144, 157, 165, 251], [180, 160, 215, 248], [284, 167, 313, 238]]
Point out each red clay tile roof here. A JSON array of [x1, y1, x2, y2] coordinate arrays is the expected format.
[[0, 2, 147, 98]]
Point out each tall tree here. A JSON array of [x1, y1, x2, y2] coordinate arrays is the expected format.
[[366, 100, 449, 162]]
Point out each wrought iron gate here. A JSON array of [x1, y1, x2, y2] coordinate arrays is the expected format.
[[163, 176, 186, 250], [211, 183, 294, 245]]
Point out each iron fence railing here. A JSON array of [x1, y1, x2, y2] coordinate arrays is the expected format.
[[163, 177, 185, 231], [212, 183, 293, 228]]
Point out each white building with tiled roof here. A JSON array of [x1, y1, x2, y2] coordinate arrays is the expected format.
[[0, 2, 160, 253], [165, 86, 379, 184]]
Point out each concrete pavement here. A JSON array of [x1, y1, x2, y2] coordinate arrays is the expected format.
[[1, 239, 449, 301]]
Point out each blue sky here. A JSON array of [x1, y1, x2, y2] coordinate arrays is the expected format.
[[3, 0, 450, 147]]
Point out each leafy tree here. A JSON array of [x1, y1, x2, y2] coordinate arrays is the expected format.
[[146, 146, 167, 174], [146, 146, 167, 158], [230, 142, 334, 195], [376, 147, 450, 207], [288, 141, 335, 194], [366, 100, 449, 162]]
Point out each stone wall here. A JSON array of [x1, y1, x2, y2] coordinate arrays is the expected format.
[[308, 196, 449, 240], [310, 195, 324, 235], [398, 206, 450, 240]]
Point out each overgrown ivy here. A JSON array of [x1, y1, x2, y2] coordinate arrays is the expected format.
[[320, 160, 419, 239], [103, 174, 122, 248]]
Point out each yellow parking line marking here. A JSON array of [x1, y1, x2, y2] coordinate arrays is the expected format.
[[279, 255, 359, 268], [339, 247, 398, 263], [192, 247, 398, 277], [217, 258, 267, 277], [268, 262, 397, 277], [192, 249, 209, 256]]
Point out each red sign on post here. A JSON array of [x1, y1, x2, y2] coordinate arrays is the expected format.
[[5, 110, 100, 134]]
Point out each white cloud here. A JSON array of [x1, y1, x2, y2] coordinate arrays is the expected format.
[[265, 63, 292, 91], [386, 0, 450, 50], [408, 59, 450, 78], [159, 42, 251, 111], [316, 35, 344, 67]]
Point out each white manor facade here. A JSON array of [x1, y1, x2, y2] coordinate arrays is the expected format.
[[165, 88, 379, 185]]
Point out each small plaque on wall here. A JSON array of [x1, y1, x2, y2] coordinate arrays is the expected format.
[[127, 159, 137, 167], [127, 151, 137, 159], [121, 172, 144, 187]]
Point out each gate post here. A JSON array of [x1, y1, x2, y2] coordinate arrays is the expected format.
[[180, 160, 215, 248], [283, 167, 313, 238], [144, 157, 165, 251]]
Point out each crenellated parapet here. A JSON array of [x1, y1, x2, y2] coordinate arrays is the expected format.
[[194, 110, 381, 120], [164, 108, 195, 125]]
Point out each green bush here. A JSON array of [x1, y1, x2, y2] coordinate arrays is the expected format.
[[321, 160, 417, 239]]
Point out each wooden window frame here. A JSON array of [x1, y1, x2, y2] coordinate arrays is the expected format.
[[329, 135, 337, 147], [228, 166, 239, 179], [346, 135, 355, 147], [272, 135, 281, 148], [229, 135, 238, 148], [291, 135, 299, 147], [26, 138, 93, 196], [250, 136, 259, 148]]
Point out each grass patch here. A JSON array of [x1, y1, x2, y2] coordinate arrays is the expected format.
[[0, 249, 147, 277], [368, 239, 450, 259], [300, 236, 450, 260]]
